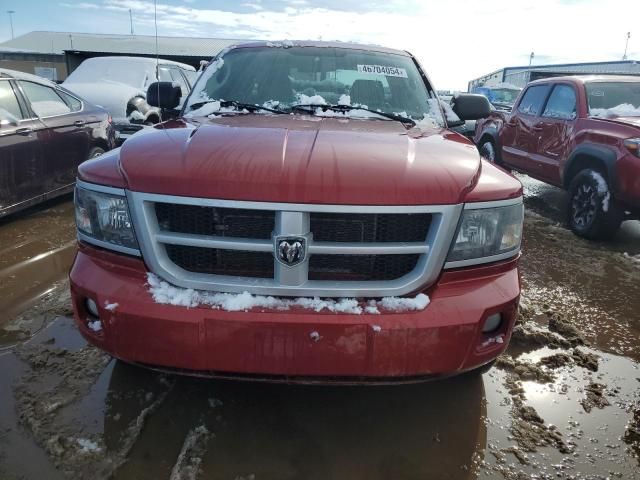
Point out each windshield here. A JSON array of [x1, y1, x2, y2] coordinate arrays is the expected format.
[[186, 46, 444, 127], [490, 88, 520, 105], [64, 58, 151, 90], [587, 81, 640, 117]]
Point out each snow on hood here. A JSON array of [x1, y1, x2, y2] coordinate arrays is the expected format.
[[62, 80, 145, 121]]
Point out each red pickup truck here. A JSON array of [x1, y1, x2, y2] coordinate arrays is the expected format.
[[475, 75, 640, 240], [70, 41, 523, 383]]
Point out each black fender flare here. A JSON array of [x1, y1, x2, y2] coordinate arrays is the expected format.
[[476, 125, 502, 161], [562, 144, 618, 191]]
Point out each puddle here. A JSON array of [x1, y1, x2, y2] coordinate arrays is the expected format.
[[0, 198, 76, 346]]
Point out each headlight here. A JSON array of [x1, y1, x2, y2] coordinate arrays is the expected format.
[[446, 200, 523, 267], [75, 182, 139, 254]]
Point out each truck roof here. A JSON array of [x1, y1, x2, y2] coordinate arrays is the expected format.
[[227, 40, 411, 57], [529, 74, 640, 86]]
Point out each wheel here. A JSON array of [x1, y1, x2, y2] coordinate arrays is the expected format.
[[87, 147, 105, 159], [479, 139, 497, 163], [567, 169, 623, 240]]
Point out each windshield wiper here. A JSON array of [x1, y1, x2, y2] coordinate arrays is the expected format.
[[188, 99, 285, 115], [289, 104, 416, 127]]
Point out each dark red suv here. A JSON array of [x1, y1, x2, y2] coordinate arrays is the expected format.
[[0, 68, 116, 218], [474, 75, 640, 239]]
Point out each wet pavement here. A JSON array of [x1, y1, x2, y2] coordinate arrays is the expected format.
[[0, 178, 639, 480]]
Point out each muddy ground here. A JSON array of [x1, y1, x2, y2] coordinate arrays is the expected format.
[[1, 175, 639, 480]]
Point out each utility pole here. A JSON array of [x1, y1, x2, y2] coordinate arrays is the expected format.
[[529, 51, 535, 67], [7, 10, 15, 39], [623, 32, 630, 60], [129, 9, 134, 35]]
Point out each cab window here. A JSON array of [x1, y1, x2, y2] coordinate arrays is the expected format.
[[542, 84, 577, 120], [517, 85, 550, 116]]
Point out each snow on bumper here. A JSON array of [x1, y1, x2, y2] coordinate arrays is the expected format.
[[69, 245, 520, 381]]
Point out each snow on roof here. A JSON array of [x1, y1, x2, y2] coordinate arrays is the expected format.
[[0, 31, 243, 58]]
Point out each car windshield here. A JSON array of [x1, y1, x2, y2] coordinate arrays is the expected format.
[[491, 88, 520, 105], [64, 58, 151, 90], [186, 45, 444, 127], [587, 81, 640, 117]]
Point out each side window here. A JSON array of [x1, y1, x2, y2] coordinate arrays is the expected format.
[[0, 80, 24, 121], [168, 67, 189, 94], [182, 69, 197, 87], [158, 66, 173, 82], [19, 81, 71, 117], [517, 85, 550, 116], [58, 90, 83, 112], [542, 84, 576, 120]]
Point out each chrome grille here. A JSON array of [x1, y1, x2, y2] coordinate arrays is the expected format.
[[127, 192, 463, 297]]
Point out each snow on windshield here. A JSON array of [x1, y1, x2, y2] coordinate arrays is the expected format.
[[184, 45, 445, 127], [590, 103, 640, 118]]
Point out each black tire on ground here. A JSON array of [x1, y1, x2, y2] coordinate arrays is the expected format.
[[479, 139, 497, 163], [475, 359, 496, 375], [567, 169, 624, 240], [87, 147, 105, 159]]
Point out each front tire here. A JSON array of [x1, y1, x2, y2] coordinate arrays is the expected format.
[[567, 169, 623, 240], [479, 139, 497, 163]]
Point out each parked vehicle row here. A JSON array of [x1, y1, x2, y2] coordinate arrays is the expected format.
[[62, 56, 197, 144], [475, 75, 640, 239], [0, 68, 116, 218]]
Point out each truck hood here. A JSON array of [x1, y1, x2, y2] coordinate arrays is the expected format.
[[118, 115, 482, 205], [62, 80, 144, 122]]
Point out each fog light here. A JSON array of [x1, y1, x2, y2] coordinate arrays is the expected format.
[[482, 313, 502, 333], [86, 298, 100, 318]]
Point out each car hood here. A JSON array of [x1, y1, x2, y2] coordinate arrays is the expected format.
[[62, 80, 144, 121], [118, 114, 482, 205]]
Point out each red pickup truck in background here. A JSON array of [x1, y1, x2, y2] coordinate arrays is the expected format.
[[474, 76, 640, 240]]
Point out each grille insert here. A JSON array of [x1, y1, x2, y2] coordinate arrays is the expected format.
[[310, 213, 431, 243], [155, 203, 275, 239], [166, 245, 274, 278], [308, 254, 420, 281]]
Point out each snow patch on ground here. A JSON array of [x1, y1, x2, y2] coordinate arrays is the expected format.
[[147, 273, 430, 314], [590, 103, 640, 118], [590, 171, 610, 212], [76, 438, 101, 453], [623, 252, 640, 266]]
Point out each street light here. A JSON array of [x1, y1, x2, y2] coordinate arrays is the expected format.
[[529, 51, 535, 67], [623, 32, 631, 60], [7, 10, 15, 40]]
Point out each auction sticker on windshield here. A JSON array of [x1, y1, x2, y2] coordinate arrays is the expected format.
[[357, 65, 408, 78]]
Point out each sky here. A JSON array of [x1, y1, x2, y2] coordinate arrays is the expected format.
[[0, 0, 638, 90]]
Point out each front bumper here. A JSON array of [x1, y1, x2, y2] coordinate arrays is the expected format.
[[70, 244, 520, 383]]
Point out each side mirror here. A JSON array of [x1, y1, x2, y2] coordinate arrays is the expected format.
[[451, 94, 491, 121], [147, 82, 181, 109]]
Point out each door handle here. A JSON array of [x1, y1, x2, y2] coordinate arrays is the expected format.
[[16, 127, 32, 135], [74, 120, 85, 127]]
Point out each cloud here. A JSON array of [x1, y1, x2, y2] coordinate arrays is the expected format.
[[63, 0, 640, 90]]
